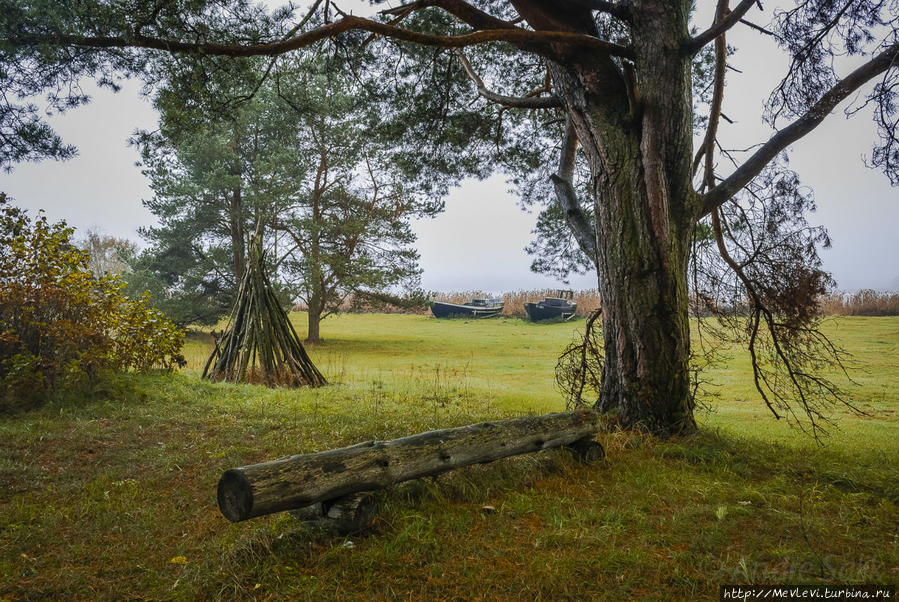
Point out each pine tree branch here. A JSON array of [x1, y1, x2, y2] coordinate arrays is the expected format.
[[700, 43, 899, 217], [379, 0, 517, 31], [573, 0, 631, 22], [551, 117, 597, 264], [693, 0, 729, 186], [11, 16, 635, 58], [686, 0, 757, 54], [454, 50, 562, 108]]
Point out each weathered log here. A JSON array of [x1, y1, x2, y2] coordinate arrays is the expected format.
[[218, 409, 602, 522]]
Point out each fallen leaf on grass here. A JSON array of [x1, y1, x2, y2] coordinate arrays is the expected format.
[[170, 556, 188, 565]]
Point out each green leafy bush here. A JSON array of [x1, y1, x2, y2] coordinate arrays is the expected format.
[[0, 195, 185, 408]]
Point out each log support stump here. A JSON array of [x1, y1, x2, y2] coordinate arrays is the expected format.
[[567, 437, 606, 463], [290, 493, 379, 534]]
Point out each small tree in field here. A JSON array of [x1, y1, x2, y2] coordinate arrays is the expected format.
[[270, 49, 440, 342]]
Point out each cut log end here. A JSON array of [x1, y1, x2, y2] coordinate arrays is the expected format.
[[218, 469, 253, 522]]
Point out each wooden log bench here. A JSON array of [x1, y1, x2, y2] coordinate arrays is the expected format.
[[217, 409, 604, 531]]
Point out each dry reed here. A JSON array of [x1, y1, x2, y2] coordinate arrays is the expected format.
[[296, 288, 899, 317], [818, 289, 899, 316]]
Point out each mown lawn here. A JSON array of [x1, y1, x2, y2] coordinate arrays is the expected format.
[[1, 313, 897, 600]]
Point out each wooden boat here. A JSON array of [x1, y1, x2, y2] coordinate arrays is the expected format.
[[525, 290, 577, 321], [431, 298, 504, 318]]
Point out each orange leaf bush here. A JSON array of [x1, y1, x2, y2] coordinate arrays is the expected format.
[[0, 197, 185, 409]]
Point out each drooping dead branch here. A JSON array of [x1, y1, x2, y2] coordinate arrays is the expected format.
[[556, 308, 604, 409], [691, 162, 860, 439]]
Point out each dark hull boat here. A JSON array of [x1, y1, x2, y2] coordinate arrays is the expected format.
[[431, 298, 504, 318], [525, 291, 577, 321]]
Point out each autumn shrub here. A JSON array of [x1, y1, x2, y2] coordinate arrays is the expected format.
[[0, 197, 185, 409]]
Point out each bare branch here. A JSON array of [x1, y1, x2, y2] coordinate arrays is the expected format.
[[380, 0, 517, 30], [550, 117, 597, 263], [694, 0, 729, 184], [686, 0, 757, 54], [454, 50, 562, 108], [700, 43, 899, 216], [738, 18, 778, 38]]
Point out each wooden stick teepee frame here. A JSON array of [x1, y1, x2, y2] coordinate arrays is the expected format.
[[203, 231, 326, 388]]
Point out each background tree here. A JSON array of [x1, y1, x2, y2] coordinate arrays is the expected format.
[[132, 40, 441, 339], [269, 49, 441, 342], [2, 0, 897, 434], [77, 227, 138, 278], [128, 55, 290, 326]]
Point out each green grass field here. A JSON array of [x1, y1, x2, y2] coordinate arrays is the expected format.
[[1, 313, 897, 600]]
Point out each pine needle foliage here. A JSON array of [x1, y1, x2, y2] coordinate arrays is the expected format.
[[202, 236, 324, 388]]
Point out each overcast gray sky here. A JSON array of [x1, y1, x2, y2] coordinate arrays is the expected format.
[[1, 1, 897, 293]]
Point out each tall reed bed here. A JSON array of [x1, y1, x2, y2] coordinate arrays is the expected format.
[[497, 289, 602, 317], [296, 288, 899, 317], [818, 289, 899, 316]]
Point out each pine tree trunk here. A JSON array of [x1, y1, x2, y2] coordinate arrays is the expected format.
[[306, 161, 323, 344], [229, 127, 245, 283], [230, 187, 245, 282], [545, 0, 699, 435], [593, 198, 695, 434], [585, 145, 696, 435]]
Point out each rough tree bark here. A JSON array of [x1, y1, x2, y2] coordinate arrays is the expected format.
[[528, 0, 699, 434], [305, 152, 326, 343], [306, 287, 321, 343]]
